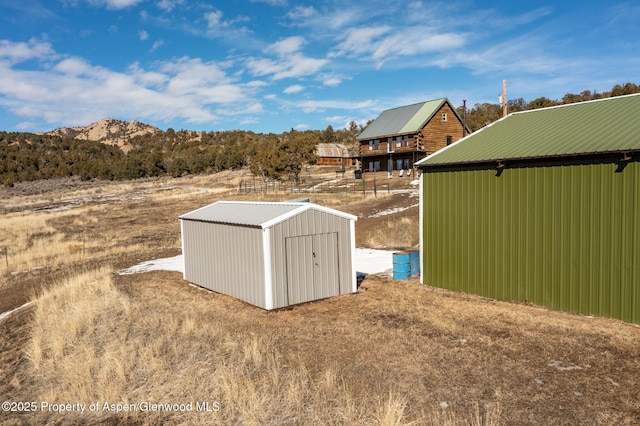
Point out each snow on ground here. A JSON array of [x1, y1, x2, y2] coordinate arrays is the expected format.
[[0, 301, 32, 322], [118, 248, 396, 277], [368, 204, 418, 218]]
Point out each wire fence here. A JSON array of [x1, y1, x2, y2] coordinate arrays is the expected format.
[[238, 177, 390, 196]]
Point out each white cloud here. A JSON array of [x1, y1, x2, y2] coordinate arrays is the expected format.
[[332, 24, 465, 68], [251, 0, 287, 7], [372, 31, 465, 63], [0, 45, 264, 128], [320, 74, 344, 87], [138, 30, 149, 41], [246, 37, 327, 80], [157, 0, 185, 12], [86, 0, 145, 10], [433, 34, 570, 75], [331, 26, 391, 58], [151, 40, 164, 52], [286, 5, 317, 20], [0, 39, 57, 64], [295, 99, 375, 114], [268, 36, 306, 56], [284, 84, 304, 94], [53, 57, 93, 75], [247, 54, 327, 80], [205, 10, 226, 29]]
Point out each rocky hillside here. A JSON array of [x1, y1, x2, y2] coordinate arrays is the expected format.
[[47, 118, 160, 152]]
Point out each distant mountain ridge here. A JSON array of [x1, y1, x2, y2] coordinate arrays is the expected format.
[[47, 118, 161, 151]]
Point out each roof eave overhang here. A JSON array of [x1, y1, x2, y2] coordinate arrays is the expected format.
[[418, 149, 640, 170], [357, 130, 419, 141]]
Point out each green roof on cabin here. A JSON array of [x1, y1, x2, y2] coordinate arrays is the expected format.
[[417, 93, 640, 167], [357, 98, 454, 140]]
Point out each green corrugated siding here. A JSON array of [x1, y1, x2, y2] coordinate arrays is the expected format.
[[421, 160, 639, 323]]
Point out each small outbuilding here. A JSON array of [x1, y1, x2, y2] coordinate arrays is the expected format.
[[179, 201, 357, 310], [417, 94, 640, 323]]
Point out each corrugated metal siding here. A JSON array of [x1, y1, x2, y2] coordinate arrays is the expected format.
[[269, 209, 354, 309], [182, 221, 266, 308], [421, 160, 639, 323]]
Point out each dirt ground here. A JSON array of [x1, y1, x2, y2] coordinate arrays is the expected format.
[[1, 170, 639, 425]]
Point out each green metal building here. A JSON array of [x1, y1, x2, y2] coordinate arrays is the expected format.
[[416, 94, 640, 323]]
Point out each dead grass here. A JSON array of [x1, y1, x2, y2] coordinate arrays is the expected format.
[[22, 267, 414, 425], [364, 215, 418, 249], [1, 170, 639, 425]]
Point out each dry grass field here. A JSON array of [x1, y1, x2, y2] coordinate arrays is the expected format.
[[1, 169, 639, 425]]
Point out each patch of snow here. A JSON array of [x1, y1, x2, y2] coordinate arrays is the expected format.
[[0, 301, 32, 322], [118, 256, 185, 275], [605, 377, 620, 387], [118, 248, 397, 277], [548, 360, 583, 371], [369, 204, 418, 218]]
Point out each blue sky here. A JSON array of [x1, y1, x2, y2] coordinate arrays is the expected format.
[[0, 0, 638, 134]]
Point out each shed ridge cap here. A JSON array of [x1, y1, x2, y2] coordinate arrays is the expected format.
[[385, 98, 446, 111]]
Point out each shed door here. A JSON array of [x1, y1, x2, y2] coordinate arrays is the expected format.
[[285, 233, 340, 305]]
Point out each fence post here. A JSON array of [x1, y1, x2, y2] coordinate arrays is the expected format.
[[373, 177, 377, 197], [3, 247, 8, 271]]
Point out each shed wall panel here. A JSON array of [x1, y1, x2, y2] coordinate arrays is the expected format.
[[270, 210, 354, 309], [182, 221, 265, 308], [421, 160, 639, 323]]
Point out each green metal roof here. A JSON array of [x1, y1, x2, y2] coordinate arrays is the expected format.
[[417, 93, 640, 167], [357, 98, 450, 140]]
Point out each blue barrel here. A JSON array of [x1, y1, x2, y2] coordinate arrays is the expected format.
[[392, 252, 411, 280], [409, 249, 420, 277]]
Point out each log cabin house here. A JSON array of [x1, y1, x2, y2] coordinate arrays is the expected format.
[[357, 98, 468, 174], [316, 143, 357, 167]]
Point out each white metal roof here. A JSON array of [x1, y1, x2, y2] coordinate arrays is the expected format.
[[179, 201, 357, 229]]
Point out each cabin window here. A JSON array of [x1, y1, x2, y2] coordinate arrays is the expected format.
[[374, 139, 380, 150], [368, 141, 373, 150], [387, 137, 393, 152], [403, 135, 409, 147], [446, 135, 452, 146], [442, 113, 447, 121]]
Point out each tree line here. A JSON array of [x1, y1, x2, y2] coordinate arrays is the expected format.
[[460, 82, 640, 132], [0, 124, 358, 187], [1, 82, 638, 187]]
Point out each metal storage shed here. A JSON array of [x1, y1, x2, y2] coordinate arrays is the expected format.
[[179, 201, 357, 310], [416, 94, 640, 323]]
